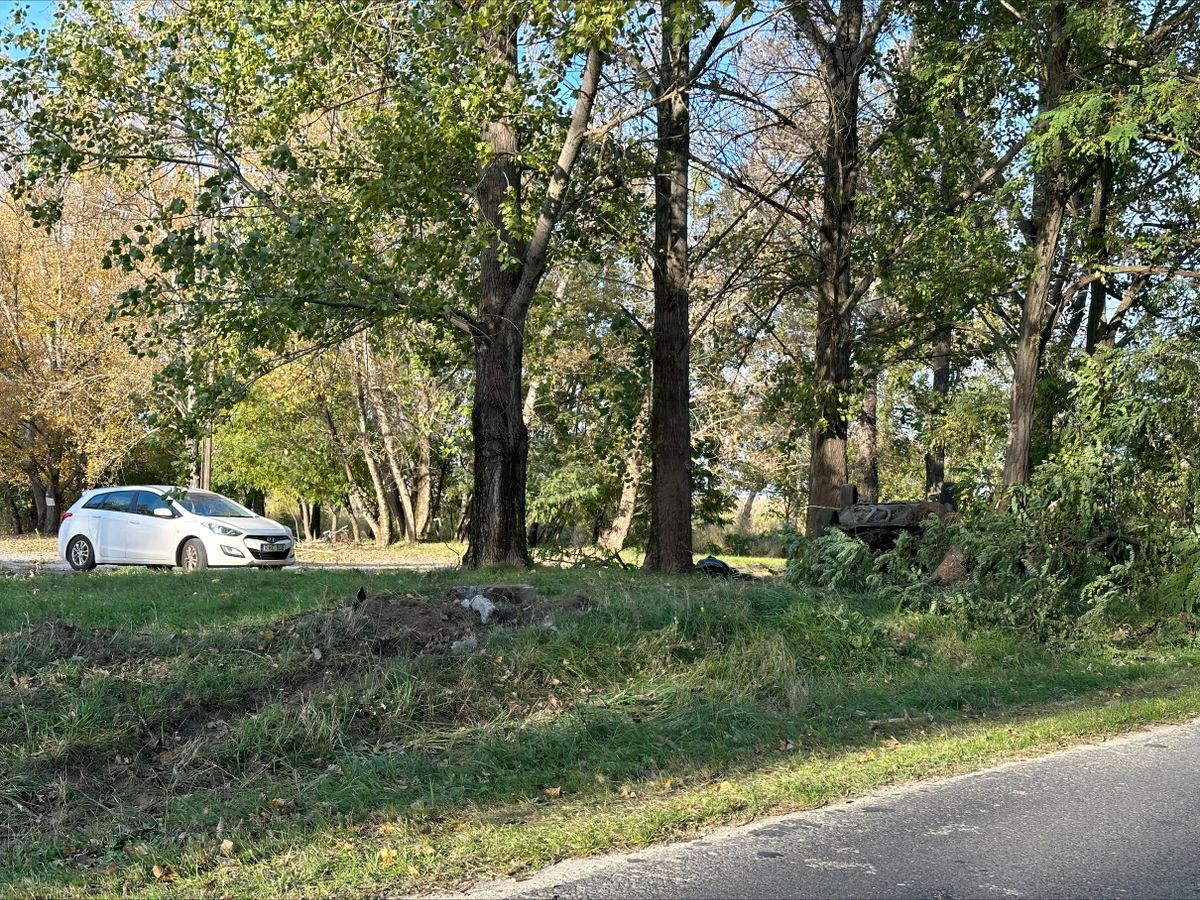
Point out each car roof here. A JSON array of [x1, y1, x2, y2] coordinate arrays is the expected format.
[[83, 485, 174, 495]]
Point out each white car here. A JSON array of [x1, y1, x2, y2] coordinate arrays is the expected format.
[[57, 486, 294, 572]]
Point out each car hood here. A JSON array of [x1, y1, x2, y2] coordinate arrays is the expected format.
[[200, 515, 291, 536]]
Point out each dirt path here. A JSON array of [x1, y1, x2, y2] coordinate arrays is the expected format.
[[0, 535, 459, 575]]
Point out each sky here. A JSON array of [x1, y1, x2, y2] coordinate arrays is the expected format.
[[1, 0, 56, 30]]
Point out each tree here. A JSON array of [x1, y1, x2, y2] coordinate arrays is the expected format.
[[786, 0, 895, 536], [2, 0, 632, 566], [462, 15, 609, 568], [0, 183, 155, 532]]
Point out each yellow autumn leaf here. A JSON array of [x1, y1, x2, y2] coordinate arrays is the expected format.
[[377, 847, 397, 868]]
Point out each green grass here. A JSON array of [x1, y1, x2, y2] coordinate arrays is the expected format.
[[2, 566, 1198, 897]]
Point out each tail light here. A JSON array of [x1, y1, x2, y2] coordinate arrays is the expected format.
[[60, 511, 72, 522]]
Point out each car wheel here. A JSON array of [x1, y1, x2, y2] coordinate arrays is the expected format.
[[180, 539, 208, 573], [66, 535, 97, 572]]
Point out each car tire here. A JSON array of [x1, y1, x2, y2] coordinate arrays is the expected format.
[[180, 538, 208, 573], [66, 535, 97, 572]]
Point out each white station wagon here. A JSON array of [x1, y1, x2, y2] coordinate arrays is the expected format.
[[57, 486, 295, 572]]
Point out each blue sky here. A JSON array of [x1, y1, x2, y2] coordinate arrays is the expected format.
[[1, 0, 56, 30]]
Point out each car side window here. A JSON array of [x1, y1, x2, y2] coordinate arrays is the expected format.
[[99, 491, 136, 513], [82, 494, 108, 510], [133, 491, 174, 517]]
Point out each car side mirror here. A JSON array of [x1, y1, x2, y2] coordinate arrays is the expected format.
[[153, 507, 175, 519]]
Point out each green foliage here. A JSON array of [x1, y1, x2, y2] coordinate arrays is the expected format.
[[788, 338, 1200, 641]]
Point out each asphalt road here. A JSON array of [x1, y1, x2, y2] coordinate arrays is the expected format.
[[466, 720, 1200, 900]]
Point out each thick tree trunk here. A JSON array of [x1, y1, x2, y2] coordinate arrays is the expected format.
[[465, 316, 531, 567], [1002, 4, 1070, 492], [644, 0, 694, 574], [465, 26, 530, 568], [1003, 193, 1069, 490], [28, 469, 48, 535], [924, 327, 951, 498], [802, 0, 864, 538], [855, 374, 879, 503], [464, 27, 603, 568]]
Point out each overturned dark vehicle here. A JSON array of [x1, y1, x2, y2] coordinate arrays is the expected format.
[[829, 484, 956, 552]]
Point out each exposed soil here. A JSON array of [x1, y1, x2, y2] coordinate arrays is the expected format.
[[339, 584, 593, 654]]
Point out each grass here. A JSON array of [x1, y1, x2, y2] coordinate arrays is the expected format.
[[2, 565, 1199, 897]]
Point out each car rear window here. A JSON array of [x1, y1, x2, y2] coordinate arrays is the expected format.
[[84, 490, 136, 513]]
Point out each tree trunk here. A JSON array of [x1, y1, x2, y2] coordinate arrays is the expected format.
[[4, 486, 24, 534], [644, 0, 694, 574], [362, 338, 418, 542], [463, 26, 602, 569], [599, 399, 649, 554], [246, 488, 265, 516], [320, 400, 387, 545], [26, 462, 61, 536], [924, 326, 951, 498], [348, 359, 393, 547], [856, 374, 879, 503], [736, 489, 759, 535], [465, 24, 529, 569], [1001, 3, 1070, 492], [1085, 155, 1114, 355], [801, 0, 864, 538], [466, 316, 531, 567], [428, 453, 452, 537], [413, 433, 432, 539], [298, 499, 312, 542]]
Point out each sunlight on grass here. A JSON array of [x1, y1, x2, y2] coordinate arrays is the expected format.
[[2, 567, 1198, 896]]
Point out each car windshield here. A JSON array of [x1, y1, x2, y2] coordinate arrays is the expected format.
[[176, 491, 255, 518]]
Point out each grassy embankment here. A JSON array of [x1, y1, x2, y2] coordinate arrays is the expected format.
[[2, 563, 1199, 896]]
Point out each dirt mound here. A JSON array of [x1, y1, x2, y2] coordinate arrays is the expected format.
[[305, 584, 593, 656]]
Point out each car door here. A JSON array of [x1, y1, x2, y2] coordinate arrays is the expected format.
[[94, 490, 138, 563], [127, 491, 179, 564]]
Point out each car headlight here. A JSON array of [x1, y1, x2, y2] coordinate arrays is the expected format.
[[204, 522, 245, 537]]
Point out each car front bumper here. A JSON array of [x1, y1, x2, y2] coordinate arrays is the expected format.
[[211, 533, 295, 567]]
